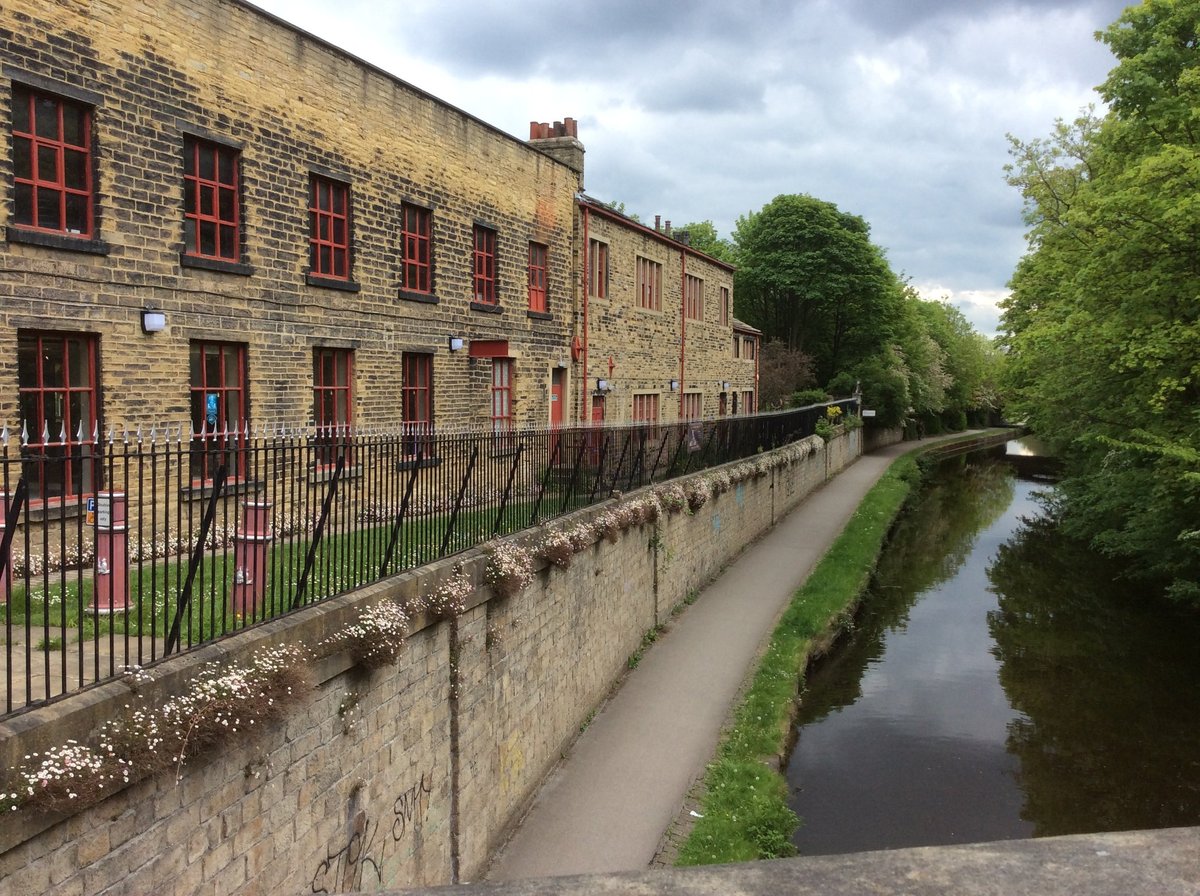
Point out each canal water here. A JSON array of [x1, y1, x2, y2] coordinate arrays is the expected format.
[[785, 440, 1200, 855]]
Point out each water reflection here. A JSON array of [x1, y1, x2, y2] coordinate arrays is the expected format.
[[988, 516, 1200, 836], [785, 448, 1200, 856]]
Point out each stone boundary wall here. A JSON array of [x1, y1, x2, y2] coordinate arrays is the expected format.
[[0, 430, 860, 894]]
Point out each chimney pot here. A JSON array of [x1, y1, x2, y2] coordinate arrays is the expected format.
[[665, 220, 672, 237], [655, 215, 661, 231]]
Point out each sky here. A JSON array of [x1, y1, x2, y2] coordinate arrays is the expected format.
[[249, 0, 1133, 337]]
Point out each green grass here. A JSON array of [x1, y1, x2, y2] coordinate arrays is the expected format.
[[676, 454, 923, 865], [3, 497, 550, 646]]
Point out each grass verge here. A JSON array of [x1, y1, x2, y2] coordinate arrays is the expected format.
[[675, 453, 923, 865]]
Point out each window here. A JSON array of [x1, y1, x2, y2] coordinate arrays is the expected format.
[[588, 239, 608, 299], [528, 242, 548, 313], [744, 336, 757, 359], [632, 393, 659, 424], [183, 137, 240, 261], [313, 348, 353, 466], [685, 274, 704, 321], [402, 352, 434, 456], [11, 85, 93, 237], [733, 335, 741, 358], [473, 225, 498, 305], [400, 203, 432, 294], [491, 359, 514, 434], [741, 391, 755, 414], [309, 176, 350, 281], [636, 257, 662, 311], [17, 332, 99, 500], [682, 392, 702, 420], [189, 341, 247, 482], [720, 287, 730, 326]]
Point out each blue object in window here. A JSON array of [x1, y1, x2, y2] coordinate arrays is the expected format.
[[206, 393, 219, 428]]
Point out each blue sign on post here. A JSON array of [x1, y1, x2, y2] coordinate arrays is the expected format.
[[85, 497, 96, 527]]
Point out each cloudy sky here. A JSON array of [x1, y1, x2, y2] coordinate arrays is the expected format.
[[251, 0, 1132, 336]]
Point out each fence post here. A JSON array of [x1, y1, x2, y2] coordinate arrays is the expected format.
[[232, 501, 272, 620], [93, 491, 129, 614], [0, 488, 16, 604]]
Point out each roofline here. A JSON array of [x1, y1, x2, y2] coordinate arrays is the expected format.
[[235, 0, 571, 170], [577, 195, 737, 273], [732, 319, 762, 335]]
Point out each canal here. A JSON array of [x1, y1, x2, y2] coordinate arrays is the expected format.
[[785, 438, 1200, 855]]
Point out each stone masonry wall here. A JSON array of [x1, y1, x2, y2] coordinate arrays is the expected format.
[[0, 429, 861, 894], [0, 0, 576, 432]]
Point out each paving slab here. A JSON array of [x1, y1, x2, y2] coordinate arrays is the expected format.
[[485, 437, 931, 881]]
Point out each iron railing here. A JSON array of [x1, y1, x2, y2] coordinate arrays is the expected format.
[[0, 401, 855, 715]]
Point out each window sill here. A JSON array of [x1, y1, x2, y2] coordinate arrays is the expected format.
[[306, 273, 361, 293], [526, 310, 553, 321], [7, 227, 110, 256], [398, 289, 439, 305], [24, 496, 85, 523], [181, 479, 263, 502], [471, 301, 503, 314], [308, 465, 362, 485], [396, 456, 441, 472], [180, 254, 254, 276]]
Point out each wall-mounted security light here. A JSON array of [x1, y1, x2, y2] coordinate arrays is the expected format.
[[597, 378, 609, 392], [669, 379, 679, 392], [141, 308, 166, 334], [448, 335, 465, 352], [721, 381, 731, 392]]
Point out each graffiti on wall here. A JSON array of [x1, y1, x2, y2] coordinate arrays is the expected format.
[[311, 772, 434, 894]]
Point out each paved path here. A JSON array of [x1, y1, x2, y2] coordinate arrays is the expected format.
[[485, 437, 936, 881]]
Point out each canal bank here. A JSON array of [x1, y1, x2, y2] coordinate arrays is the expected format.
[[485, 430, 1009, 881]]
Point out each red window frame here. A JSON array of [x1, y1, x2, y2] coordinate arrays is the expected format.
[[733, 335, 741, 358], [183, 137, 240, 262], [401, 203, 432, 293], [17, 331, 100, 501], [11, 86, 93, 237], [682, 392, 702, 420], [473, 225, 498, 305], [588, 239, 608, 299], [189, 340, 248, 483], [685, 274, 704, 321], [313, 348, 353, 466], [491, 359, 513, 433], [637, 257, 662, 310], [402, 352, 434, 457], [745, 336, 757, 360], [720, 287, 730, 325], [528, 242, 548, 313], [309, 176, 350, 280], [632, 393, 659, 424], [741, 391, 755, 414]]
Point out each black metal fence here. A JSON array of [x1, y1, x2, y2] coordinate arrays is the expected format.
[[0, 401, 855, 716]]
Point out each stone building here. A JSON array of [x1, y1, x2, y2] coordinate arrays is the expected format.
[[0, 0, 752, 507]]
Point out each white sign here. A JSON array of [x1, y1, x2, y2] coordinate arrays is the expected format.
[[862, 409, 877, 418], [96, 495, 112, 529]]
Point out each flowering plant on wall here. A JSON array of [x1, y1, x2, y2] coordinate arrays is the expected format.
[[326, 601, 409, 669], [422, 567, 473, 617], [485, 542, 534, 598]]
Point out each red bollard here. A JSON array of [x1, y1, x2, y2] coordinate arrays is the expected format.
[[0, 492, 11, 604], [94, 491, 129, 614], [232, 501, 272, 621]]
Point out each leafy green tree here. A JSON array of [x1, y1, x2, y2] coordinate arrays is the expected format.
[[1001, 0, 1200, 602], [733, 194, 902, 383], [672, 220, 735, 264]]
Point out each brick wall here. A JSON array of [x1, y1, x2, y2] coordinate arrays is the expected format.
[[0, 0, 576, 433], [0, 427, 861, 893], [576, 204, 749, 426]]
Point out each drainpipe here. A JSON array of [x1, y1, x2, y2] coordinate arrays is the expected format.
[[581, 203, 590, 423], [679, 249, 687, 418]]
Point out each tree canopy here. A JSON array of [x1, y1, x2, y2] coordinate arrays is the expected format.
[[732, 194, 1000, 427], [1001, 0, 1200, 603]]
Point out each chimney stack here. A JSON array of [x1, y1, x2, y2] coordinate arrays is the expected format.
[[528, 117, 585, 188]]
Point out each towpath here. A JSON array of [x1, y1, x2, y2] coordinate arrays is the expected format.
[[485, 436, 948, 881]]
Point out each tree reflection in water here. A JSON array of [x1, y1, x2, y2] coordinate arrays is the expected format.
[[987, 516, 1200, 836]]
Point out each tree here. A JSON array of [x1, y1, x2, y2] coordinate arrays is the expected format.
[[671, 220, 735, 265], [1001, 0, 1200, 603], [756, 340, 817, 409], [733, 194, 902, 384]]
